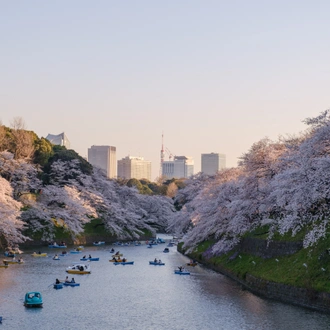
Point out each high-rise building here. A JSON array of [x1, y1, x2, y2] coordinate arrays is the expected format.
[[162, 156, 194, 179], [201, 153, 226, 175], [46, 132, 70, 149], [117, 156, 151, 181], [88, 145, 116, 179]]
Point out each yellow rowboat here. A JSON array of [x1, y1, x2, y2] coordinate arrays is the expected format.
[[31, 253, 47, 257], [109, 259, 123, 262], [66, 264, 91, 274], [112, 254, 123, 257], [0, 264, 9, 268], [3, 259, 24, 264]]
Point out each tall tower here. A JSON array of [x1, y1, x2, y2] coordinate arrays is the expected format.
[[160, 133, 165, 177]]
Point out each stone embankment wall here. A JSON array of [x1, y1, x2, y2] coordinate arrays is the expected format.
[[179, 238, 330, 313], [239, 237, 303, 259]]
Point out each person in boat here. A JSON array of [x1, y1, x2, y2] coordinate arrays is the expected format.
[[71, 278, 75, 283], [79, 266, 84, 271], [3, 261, 8, 266], [110, 248, 115, 253], [158, 259, 162, 264], [18, 257, 23, 263], [115, 251, 120, 255], [112, 257, 117, 261], [65, 276, 70, 283], [122, 258, 127, 262], [62, 250, 67, 254], [178, 266, 183, 272], [56, 278, 61, 284], [89, 254, 92, 259], [38, 251, 41, 254], [83, 255, 86, 259]]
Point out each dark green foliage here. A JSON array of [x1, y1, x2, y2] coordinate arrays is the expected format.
[[33, 137, 53, 166], [44, 147, 93, 175]]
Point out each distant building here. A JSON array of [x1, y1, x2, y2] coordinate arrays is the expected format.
[[88, 145, 117, 179], [162, 156, 194, 179], [117, 156, 151, 181], [46, 132, 70, 149], [201, 153, 226, 175]]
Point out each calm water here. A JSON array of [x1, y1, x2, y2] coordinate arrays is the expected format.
[[0, 236, 329, 330]]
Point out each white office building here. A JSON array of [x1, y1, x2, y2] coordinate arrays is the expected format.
[[46, 132, 71, 149], [201, 153, 226, 175], [88, 145, 117, 179], [162, 156, 194, 179], [118, 156, 151, 181]]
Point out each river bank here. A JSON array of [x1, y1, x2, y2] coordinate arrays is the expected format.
[[178, 237, 330, 314]]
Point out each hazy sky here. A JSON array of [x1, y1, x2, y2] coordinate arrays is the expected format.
[[1, 1, 330, 180]]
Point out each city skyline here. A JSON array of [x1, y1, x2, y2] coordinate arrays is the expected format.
[[1, 1, 330, 180]]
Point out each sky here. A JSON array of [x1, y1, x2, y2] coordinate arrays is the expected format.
[[1, 1, 330, 180]]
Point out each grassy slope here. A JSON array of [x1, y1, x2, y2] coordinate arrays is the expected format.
[[183, 228, 330, 292]]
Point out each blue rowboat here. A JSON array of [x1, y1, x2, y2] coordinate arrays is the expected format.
[[4, 252, 15, 257], [113, 261, 134, 265], [93, 241, 105, 246], [149, 261, 165, 265], [163, 248, 170, 253], [54, 283, 63, 289], [174, 270, 190, 275], [24, 292, 43, 307], [63, 282, 80, 287], [80, 257, 99, 261], [48, 245, 67, 248], [70, 250, 81, 254]]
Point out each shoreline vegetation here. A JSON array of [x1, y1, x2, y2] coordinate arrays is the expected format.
[[178, 228, 330, 314]]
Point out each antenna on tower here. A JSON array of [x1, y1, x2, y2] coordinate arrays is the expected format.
[[160, 132, 165, 178]]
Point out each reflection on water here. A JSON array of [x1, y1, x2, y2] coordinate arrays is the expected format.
[[0, 235, 329, 330]]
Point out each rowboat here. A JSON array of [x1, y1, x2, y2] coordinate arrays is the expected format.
[[48, 244, 67, 248], [24, 292, 43, 307], [66, 263, 91, 274], [163, 248, 170, 253], [111, 253, 123, 257], [174, 270, 190, 275], [113, 261, 134, 265], [70, 250, 82, 254], [93, 241, 105, 246], [31, 252, 47, 257], [80, 257, 99, 261], [63, 282, 80, 287], [109, 259, 123, 262], [149, 261, 165, 265], [186, 262, 198, 267], [4, 252, 15, 258], [3, 259, 24, 264]]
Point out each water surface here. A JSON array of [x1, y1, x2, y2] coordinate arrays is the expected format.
[[0, 237, 329, 330]]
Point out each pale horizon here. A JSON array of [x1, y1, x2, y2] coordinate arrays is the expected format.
[[1, 1, 330, 180]]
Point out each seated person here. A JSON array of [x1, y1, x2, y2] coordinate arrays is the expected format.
[[122, 258, 127, 262], [71, 278, 75, 283], [55, 279, 61, 284], [65, 276, 70, 283]]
